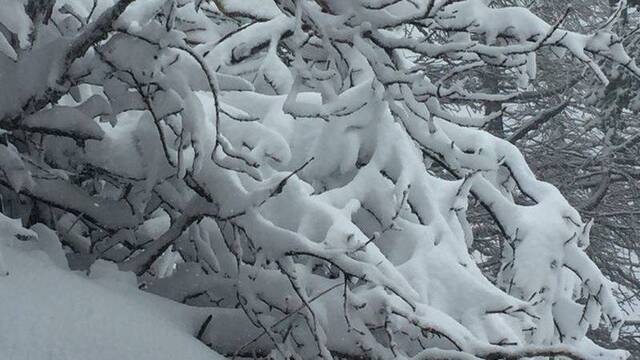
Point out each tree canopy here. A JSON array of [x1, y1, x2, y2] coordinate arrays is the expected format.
[[0, 0, 638, 359]]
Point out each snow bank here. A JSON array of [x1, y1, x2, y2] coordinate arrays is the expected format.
[[0, 229, 225, 360]]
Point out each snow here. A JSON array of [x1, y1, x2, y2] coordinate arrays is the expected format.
[[434, 0, 640, 85], [0, 142, 33, 192], [0, 32, 17, 61], [23, 106, 105, 141], [0, 0, 635, 358], [0, 39, 70, 121], [0, 0, 30, 46], [213, 0, 280, 20], [0, 226, 225, 360]]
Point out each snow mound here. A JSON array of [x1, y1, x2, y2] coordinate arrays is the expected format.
[[0, 231, 225, 360]]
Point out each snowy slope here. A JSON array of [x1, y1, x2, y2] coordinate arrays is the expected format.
[[0, 233, 225, 360]]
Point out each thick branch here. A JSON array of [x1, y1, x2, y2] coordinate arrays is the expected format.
[[508, 101, 569, 143]]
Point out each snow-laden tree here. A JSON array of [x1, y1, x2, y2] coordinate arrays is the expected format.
[[414, 0, 640, 354], [0, 0, 638, 358]]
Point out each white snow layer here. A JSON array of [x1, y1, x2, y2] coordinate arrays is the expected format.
[[0, 225, 224, 360]]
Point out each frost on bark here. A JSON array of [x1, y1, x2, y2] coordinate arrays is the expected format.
[[0, 0, 638, 359]]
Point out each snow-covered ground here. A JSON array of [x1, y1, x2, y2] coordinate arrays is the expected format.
[[0, 230, 225, 360]]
